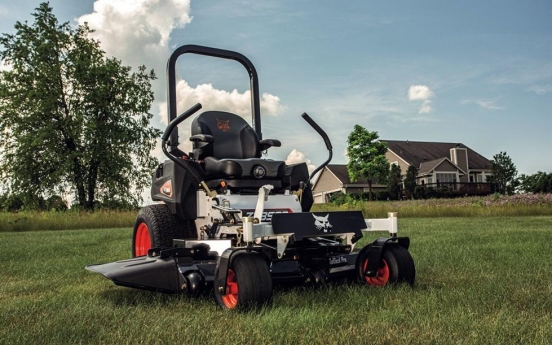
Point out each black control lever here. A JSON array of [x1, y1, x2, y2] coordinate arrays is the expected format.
[[301, 113, 333, 185], [161, 103, 202, 142], [160, 103, 216, 196]]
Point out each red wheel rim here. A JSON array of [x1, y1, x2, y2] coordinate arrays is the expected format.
[[221, 269, 238, 309], [134, 222, 151, 256], [363, 258, 390, 286]]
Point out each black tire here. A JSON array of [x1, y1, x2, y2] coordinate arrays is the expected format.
[[214, 252, 273, 310], [132, 204, 197, 257], [356, 243, 415, 286], [184, 272, 204, 296]]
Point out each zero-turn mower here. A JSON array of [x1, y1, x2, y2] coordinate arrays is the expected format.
[[86, 45, 415, 310]]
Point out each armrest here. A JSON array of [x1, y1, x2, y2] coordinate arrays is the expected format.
[[189, 134, 214, 143], [259, 139, 281, 151]]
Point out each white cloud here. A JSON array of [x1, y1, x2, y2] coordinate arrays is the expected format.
[[259, 93, 286, 115], [529, 85, 552, 95], [408, 85, 434, 101], [285, 149, 316, 173], [419, 100, 432, 114], [77, 0, 192, 71], [408, 85, 435, 113], [79, 0, 286, 129], [77, 0, 288, 184], [461, 99, 505, 110], [158, 80, 285, 125]]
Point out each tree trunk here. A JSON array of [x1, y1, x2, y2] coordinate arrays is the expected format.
[[76, 180, 86, 208], [86, 160, 99, 210], [368, 180, 373, 201], [70, 155, 87, 208]]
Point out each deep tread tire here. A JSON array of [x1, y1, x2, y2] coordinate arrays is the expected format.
[[356, 243, 416, 286], [214, 252, 273, 310], [132, 204, 197, 257]]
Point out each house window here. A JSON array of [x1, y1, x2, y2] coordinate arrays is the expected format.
[[428, 177, 432, 184], [436, 173, 456, 183], [436, 173, 457, 191], [477, 175, 483, 182]]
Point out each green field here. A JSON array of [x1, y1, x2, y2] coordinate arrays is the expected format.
[[0, 210, 138, 232], [2, 194, 551, 233], [1, 216, 551, 345]]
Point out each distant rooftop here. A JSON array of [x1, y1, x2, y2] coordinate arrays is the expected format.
[[382, 140, 491, 170]]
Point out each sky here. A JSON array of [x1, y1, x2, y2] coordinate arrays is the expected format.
[[1, 0, 551, 179]]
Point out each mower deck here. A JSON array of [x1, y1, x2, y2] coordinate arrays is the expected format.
[[86, 238, 361, 293]]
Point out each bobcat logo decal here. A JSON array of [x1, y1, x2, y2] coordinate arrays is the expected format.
[[313, 214, 332, 233], [216, 118, 230, 132]]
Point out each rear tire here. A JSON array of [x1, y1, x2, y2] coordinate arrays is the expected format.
[[356, 243, 415, 286], [132, 204, 196, 257], [214, 252, 273, 310]]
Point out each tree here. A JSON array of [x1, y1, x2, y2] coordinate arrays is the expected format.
[[346, 125, 389, 201], [404, 165, 418, 200], [387, 164, 402, 200], [518, 171, 552, 194], [0, 3, 161, 210], [490, 152, 518, 195]]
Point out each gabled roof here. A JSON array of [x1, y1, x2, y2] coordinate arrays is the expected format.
[[320, 165, 385, 186], [418, 158, 467, 176], [325, 165, 359, 184], [383, 140, 491, 171]]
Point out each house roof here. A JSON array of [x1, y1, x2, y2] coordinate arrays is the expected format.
[[418, 157, 467, 176], [322, 165, 385, 186], [326, 165, 362, 184], [383, 140, 492, 171]]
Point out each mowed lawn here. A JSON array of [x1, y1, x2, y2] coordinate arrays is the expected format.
[[1, 216, 551, 345]]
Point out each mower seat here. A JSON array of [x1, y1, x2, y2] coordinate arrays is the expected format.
[[190, 111, 285, 190]]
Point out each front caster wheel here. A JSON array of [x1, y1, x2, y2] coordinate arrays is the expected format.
[[214, 252, 273, 310], [356, 243, 415, 287], [184, 272, 204, 296]]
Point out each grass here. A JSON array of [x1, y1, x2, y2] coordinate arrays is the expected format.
[[1, 216, 551, 344], [0, 210, 138, 232], [3, 194, 551, 232], [313, 193, 552, 218]]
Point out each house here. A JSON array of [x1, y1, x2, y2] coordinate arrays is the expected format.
[[383, 140, 493, 195], [312, 165, 386, 204], [312, 140, 493, 203]]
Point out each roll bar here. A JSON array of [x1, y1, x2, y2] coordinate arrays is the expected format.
[[166, 45, 262, 151]]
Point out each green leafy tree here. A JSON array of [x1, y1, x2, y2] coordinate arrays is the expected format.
[[346, 125, 389, 201], [518, 171, 552, 194], [0, 193, 24, 212], [490, 152, 518, 195], [387, 163, 402, 200], [0, 3, 161, 210], [404, 165, 418, 200]]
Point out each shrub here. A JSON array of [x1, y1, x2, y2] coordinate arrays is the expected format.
[[375, 191, 391, 201]]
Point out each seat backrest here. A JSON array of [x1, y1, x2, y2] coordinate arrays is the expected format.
[[191, 111, 260, 160]]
